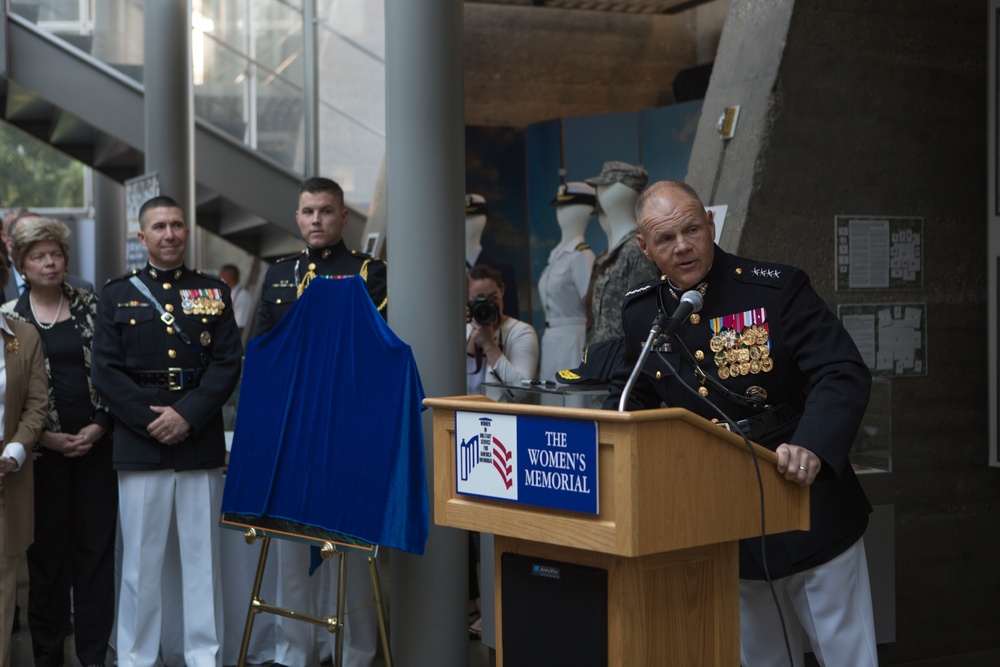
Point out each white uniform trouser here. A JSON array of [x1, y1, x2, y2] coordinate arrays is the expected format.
[[539, 320, 586, 383], [274, 540, 379, 667], [273, 540, 320, 667], [317, 551, 379, 667], [739, 537, 878, 667], [117, 469, 224, 667]]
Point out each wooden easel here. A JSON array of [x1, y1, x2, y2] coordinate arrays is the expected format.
[[221, 514, 393, 667]]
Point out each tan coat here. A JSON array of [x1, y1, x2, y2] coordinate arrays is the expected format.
[[1, 317, 49, 556]]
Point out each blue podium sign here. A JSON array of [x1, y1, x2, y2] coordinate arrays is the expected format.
[[455, 411, 599, 515]]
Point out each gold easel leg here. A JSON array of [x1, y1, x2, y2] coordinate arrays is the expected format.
[[368, 555, 393, 667], [331, 550, 348, 667], [238, 534, 271, 667]]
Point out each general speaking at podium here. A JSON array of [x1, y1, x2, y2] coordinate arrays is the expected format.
[[221, 276, 429, 555]]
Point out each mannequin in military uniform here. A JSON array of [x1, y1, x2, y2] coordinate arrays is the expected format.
[[465, 194, 520, 320], [605, 180, 877, 667], [584, 161, 659, 346], [253, 177, 384, 667], [538, 182, 596, 382], [91, 196, 243, 667]]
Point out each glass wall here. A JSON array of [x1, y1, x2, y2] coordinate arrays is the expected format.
[[11, 0, 387, 211]]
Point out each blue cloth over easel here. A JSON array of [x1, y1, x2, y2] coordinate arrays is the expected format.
[[221, 276, 429, 554]]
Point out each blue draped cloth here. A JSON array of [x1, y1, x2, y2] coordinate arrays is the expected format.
[[221, 276, 429, 554]]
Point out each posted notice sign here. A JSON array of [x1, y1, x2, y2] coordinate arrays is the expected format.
[[454, 411, 599, 515]]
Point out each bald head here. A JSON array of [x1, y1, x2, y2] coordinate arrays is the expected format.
[[635, 180, 706, 232]]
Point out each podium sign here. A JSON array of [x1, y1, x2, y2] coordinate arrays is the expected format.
[[455, 411, 599, 514]]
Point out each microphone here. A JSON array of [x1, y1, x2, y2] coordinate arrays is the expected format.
[[617, 290, 704, 412], [660, 290, 704, 342]]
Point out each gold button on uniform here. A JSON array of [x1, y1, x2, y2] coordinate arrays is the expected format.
[[695, 350, 705, 361], [163, 282, 172, 290], [698, 386, 709, 397], [202, 318, 209, 324], [655, 371, 662, 379], [165, 304, 174, 313], [167, 327, 175, 335], [168, 349, 177, 359], [129, 319, 136, 326], [276, 299, 282, 304], [690, 314, 701, 325], [735, 268, 743, 275]]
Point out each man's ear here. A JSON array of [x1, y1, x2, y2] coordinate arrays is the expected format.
[[636, 231, 653, 261]]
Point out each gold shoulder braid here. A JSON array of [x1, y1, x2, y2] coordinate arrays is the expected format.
[[360, 259, 388, 313], [297, 260, 317, 298]]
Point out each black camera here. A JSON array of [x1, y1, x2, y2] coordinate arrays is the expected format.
[[468, 295, 500, 326]]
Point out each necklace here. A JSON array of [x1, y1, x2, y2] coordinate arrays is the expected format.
[[29, 290, 65, 330]]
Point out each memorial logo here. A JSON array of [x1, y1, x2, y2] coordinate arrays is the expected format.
[[456, 413, 518, 501]]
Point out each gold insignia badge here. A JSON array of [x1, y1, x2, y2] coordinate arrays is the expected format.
[[557, 369, 580, 380], [200, 331, 212, 346]]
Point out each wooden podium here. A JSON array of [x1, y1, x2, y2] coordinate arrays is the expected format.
[[425, 395, 809, 666]]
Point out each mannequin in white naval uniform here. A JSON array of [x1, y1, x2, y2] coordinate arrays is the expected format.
[[538, 182, 596, 382]]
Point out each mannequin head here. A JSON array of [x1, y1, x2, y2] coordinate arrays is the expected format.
[[585, 161, 649, 247], [556, 204, 592, 241], [596, 205, 610, 241], [550, 181, 596, 243], [596, 182, 640, 220], [465, 194, 488, 251]]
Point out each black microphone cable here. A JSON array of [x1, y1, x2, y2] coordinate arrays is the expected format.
[[653, 349, 795, 667]]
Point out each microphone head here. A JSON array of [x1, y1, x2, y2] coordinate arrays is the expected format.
[[679, 290, 704, 313]]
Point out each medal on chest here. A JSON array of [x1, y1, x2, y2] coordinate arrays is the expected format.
[[708, 308, 774, 380]]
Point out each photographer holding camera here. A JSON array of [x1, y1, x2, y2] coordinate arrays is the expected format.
[[466, 264, 538, 399]]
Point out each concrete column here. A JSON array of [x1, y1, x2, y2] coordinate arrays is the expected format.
[[303, 0, 320, 177], [93, 171, 126, 287], [144, 0, 196, 265], [385, 1, 468, 665]]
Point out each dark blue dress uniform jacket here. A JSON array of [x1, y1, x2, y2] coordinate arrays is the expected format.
[[91, 265, 243, 471], [606, 246, 873, 580], [255, 240, 387, 337]]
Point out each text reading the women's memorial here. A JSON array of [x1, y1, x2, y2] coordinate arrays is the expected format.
[[523, 431, 591, 494]]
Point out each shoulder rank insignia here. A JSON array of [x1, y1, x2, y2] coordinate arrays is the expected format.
[[751, 267, 781, 279], [624, 284, 654, 298]]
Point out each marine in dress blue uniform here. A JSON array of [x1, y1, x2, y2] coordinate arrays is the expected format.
[[605, 180, 878, 667], [252, 177, 385, 667], [91, 197, 242, 667]]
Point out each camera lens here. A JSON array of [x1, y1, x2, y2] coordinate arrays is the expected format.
[[469, 295, 499, 326]]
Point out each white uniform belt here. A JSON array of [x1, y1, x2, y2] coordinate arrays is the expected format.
[[545, 317, 586, 328]]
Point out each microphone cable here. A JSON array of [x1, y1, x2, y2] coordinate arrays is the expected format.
[[653, 348, 795, 667]]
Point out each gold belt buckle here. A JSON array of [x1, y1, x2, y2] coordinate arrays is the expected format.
[[167, 367, 184, 391]]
